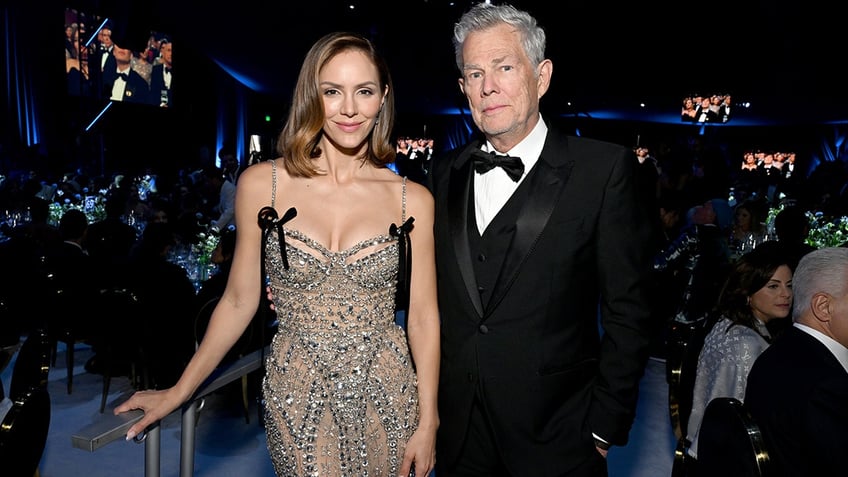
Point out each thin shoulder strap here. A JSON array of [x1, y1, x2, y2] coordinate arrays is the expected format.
[[258, 159, 297, 270], [391, 176, 414, 315], [401, 176, 407, 223], [270, 159, 278, 208]]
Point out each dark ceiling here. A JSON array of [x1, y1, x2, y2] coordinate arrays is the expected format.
[[55, 0, 848, 124]]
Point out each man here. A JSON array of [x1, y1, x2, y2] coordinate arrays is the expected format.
[[102, 43, 149, 104], [429, 3, 655, 476], [207, 147, 239, 232], [744, 247, 848, 477], [148, 38, 173, 107], [86, 24, 115, 100]]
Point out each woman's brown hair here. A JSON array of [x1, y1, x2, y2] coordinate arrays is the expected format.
[[276, 32, 396, 177]]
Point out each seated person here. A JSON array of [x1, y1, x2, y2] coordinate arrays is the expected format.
[[773, 205, 816, 271], [745, 247, 848, 477], [685, 242, 793, 460], [127, 222, 197, 387], [654, 200, 732, 326]]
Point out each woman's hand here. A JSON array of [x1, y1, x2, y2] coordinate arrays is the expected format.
[[113, 388, 184, 441], [398, 427, 436, 477], [266, 285, 275, 312]]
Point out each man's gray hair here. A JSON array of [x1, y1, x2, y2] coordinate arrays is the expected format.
[[792, 247, 848, 321], [452, 2, 546, 72]]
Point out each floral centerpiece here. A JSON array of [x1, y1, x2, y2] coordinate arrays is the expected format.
[[48, 196, 107, 226], [766, 204, 848, 249], [805, 212, 848, 248], [192, 229, 221, 282]]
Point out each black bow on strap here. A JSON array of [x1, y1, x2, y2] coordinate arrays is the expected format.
[[471, 149, 525, 182], [389, 217, 415, 313], [258, 206, 297, 270]]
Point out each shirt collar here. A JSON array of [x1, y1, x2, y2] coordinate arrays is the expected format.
[[483, 113, 547, 172]]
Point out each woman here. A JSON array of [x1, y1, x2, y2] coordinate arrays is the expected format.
[[729, 198, 768, 254], [685, 241, 792, 460], [115, 32, 440, 477]]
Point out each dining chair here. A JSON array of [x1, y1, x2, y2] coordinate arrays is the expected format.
[[0, 386, 51, 477], [1, 329, 52, 477], [44, 280, 93, 395], [695, 397, 771, 477], [90, 287, 151, 413], [8, 329, 51, 402], [666, 317, 712, 442]]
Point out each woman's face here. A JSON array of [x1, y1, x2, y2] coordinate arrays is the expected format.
[[736, 207, 752, 228], [319, 49, 385, 154], [749, 265, 793, 323]]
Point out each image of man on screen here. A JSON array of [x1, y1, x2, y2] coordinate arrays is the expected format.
[[103, 43, 149, 104], [148, 38, 172, 107]]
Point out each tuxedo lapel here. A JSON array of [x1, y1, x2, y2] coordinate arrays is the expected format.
[[485, 154, 573, 312], [448, 144, 485, 317]]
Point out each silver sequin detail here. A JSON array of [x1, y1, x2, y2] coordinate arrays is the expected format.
[[262, 225, 418, 477]]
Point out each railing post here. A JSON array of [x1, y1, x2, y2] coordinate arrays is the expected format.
[[143, 423, 161, 477], [179, 398, 201, 477]]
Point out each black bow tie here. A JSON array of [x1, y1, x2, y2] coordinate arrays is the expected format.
[[165, 67, 172, 74], [471, 149, 524, 182], [117, 72, 129, 81]]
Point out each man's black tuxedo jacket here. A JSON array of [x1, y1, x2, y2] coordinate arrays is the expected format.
[[745, 326, 848, 477], [429, 120, 655, 475], [102, 68, 150, 104], [148, 64, 172, 107]]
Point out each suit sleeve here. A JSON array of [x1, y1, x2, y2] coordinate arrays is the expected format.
[[589, 146, 655, 446]]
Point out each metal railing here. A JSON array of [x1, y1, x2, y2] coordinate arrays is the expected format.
[[71, 346, 268, 477]]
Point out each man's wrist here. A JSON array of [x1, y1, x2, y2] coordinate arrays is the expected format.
[[593, 436, 611, 451]]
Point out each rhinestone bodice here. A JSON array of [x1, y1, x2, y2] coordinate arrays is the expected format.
[[261, 225, 418, 476]]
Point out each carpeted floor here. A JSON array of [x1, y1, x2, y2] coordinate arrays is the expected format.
[[2, 342, 674, 477]]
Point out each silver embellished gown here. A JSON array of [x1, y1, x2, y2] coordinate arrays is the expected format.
[[262, 174, 419, 476]]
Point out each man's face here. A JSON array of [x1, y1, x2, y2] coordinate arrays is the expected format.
[[457, 24, 550, 149], [160, 42, 172, 65], [221, 154, 238, 173], [112, 45, 132, 65], [98, 28, 113, 48]]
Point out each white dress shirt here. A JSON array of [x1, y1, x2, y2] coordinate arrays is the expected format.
[[100, 47, 112, 71], [110, 67, 130, 101], [474, 116, 547, 234]]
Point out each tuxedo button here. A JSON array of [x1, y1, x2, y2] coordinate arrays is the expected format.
[[478, 324, 489, 334], [477, 286, 485, 292], [477, 253, 486, 261]]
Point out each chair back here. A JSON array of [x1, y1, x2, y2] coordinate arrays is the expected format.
[[8, 329, 51, 401], [91, 286, 149, 356], [0, 386, 51, 477], [91, 286, 151, 411], [696, 397, 771, 477], [0, 329, 51, 476], [667, 316, 714, 441]]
